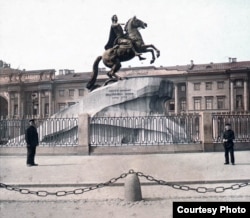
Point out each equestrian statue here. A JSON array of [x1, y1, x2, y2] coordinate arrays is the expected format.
[[86, 15, 160, 90]]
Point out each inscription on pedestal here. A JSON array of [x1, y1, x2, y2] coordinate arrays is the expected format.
[[105, 89, 135, 100]]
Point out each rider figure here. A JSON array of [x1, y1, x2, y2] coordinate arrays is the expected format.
[[105, 15, 145, 60]]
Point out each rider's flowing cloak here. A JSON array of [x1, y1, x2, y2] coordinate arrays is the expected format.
[[104, 26, 116, 50]]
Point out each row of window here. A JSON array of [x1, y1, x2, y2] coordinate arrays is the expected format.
[[193, 81, 224, 91], [10, 91, 51, 100], [193, 79, 245, 91], [168, 96, 227, 111], [193, 95, 243, 110], [193, 96, 226, 110], [58, 102, 76, 111], [58, 89, 84, 97]]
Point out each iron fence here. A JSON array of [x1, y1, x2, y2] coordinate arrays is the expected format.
[[212, 112, 250, 143], [0, 117, 78, 147], [90, 114, 201, 146]]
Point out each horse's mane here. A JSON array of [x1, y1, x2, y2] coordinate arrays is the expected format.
[[124, 17, 132, 34]]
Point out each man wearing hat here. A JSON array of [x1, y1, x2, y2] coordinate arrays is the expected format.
[[222, 123, 235, 165], [25, 119, 39, 166]]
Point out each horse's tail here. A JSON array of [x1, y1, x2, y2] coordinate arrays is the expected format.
[[86, 56, 102, 90]]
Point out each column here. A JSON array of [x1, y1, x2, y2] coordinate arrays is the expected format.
[[19, 91, 24, 118], [17, 92, 21, 118], [10, 93, 14, 117], [244, 79, 249, 111], [174, 83, 178, 114], [7, 92, 11, 118], [48, 90, 52, 116], [38, 91, 42, 117], [230, 80, 234, 112]]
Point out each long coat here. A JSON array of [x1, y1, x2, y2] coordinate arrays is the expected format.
[[25, 125, 39, 147], [104, 23, 124, 50], [223, 129, 235, 148]]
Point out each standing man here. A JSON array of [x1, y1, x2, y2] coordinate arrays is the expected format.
[[25, 119, 39, 167], [223, 123, 235, 165]]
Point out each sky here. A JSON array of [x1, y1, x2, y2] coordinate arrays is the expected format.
[[0, 0, 250, 73]]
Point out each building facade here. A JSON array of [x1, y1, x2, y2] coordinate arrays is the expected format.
[[162, 60, 250, 114], [0, 61, 55, 118], [100, 59, 250, 114], [0, 59, 249, 118]]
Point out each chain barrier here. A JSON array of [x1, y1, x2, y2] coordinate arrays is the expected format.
[[0, 169, 249, 197], [135, 171, 250, 193]]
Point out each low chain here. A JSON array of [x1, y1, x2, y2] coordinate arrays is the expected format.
[[0, 171, 131, 197], [135, 171, 250, 193], [0, 169, 249, 197]]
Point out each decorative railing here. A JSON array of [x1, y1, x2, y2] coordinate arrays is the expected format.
[[2, 112, 249, 148], [90, 114, 201, 146], [212, 112, 250, 143], [0, 117, 78, 147]]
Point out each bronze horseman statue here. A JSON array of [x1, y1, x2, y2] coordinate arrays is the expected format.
[[86, 15, 160, 90]]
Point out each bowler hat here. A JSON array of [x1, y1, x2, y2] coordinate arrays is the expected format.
[[29, 119, 35, 122]]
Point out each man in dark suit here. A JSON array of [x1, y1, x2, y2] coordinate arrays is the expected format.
[[223, 123, 235, 165], [25, 119, 39, 167]]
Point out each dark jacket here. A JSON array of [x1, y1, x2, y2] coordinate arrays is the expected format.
[[223, 129, 235, 148], [25, 125, 39, 147]]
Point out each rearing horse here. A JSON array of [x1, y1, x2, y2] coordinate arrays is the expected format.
[[86, 16, 160, 90]]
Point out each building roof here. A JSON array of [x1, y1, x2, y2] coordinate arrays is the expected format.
[[164, 60, 250, 72], [55, 72, 92, 81], [54, 60, 250, 82]]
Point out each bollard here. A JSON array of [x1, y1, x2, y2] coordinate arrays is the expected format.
[[124, 173, 142, 202]]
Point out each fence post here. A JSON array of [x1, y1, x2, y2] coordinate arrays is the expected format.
[[77, 113, 90, 155], [200, 112, 214, 151]]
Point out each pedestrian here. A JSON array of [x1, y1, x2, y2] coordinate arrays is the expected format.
[[222, 123, 235, 165], [25, 119, 39, 167]]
